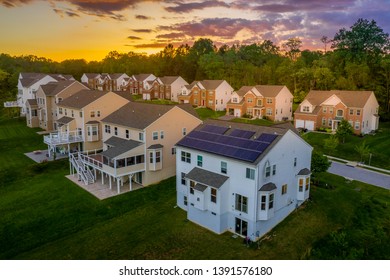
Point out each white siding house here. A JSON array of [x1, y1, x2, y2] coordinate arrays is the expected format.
[[176, 120, 313, 240]]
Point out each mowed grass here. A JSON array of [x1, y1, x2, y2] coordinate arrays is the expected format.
[[195, 108, 226, 120], [302, 122, 390, 169], [1, 117, 390, 259]]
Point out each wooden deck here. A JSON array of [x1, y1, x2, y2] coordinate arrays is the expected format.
[[66, 172, 143, 200]]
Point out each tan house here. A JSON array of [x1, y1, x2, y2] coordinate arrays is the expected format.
[[81, 73, 130, 91], [43, 90, 131, 156], [69, 102, 201, 192], [226, 85, 293, 121], [178, 80, 234, 111], [33, 80, 89, 131], [142, 76, 188, 102], [25, 99, 39, 128], [120, 74, 156, 95], [294, 90, 380, 134]]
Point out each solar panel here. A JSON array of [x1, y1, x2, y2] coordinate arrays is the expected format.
[[256, 133, 277, 143], [201, 124, 229, 135], [229, 129, 255, 139]]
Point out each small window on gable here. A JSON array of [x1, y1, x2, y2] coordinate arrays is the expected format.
[[153, 131, 158, 140], [160, 131, 164, 139], [246, 168, 255, 180], [182, 128, 187, 136], [126, 129, 129, 139], [272, 164, 276, 175], [264, 161, 271, 177], [139, 132, 144, 141], [294, 157, 297, 167], [197, 155, 203, 167], [90, 111, 95, 118], [221, 161, 227, 174]]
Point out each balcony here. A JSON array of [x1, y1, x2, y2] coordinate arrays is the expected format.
[[3, 101, 19, 108], [44, 130, 83, 145]]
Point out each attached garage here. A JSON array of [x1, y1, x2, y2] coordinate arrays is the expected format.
[[295, 119, 315, 131]]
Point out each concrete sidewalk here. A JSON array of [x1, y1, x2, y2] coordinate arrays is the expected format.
[[328, 161, 390, 190]]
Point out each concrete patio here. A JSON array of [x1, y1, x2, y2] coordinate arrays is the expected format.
[[25, 149, 68, 163]]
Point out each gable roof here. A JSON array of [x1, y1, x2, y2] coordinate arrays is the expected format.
[[185, 167, 229, 189], [303, 90, 374, 108], [199, 80, 225, 90], [20, 73, 74, 88], [158, 76, 184, 85], [101, 136, 143, 159], [255, 85, 285, 97], [108, 73, 128, 80], [236, 86, 255, 97], [58, 90, 108, 109], [132, 73, 154, 81], [101, 102, 198, 129], [82, 73, 100, 79], [40, 80, 84, 96]]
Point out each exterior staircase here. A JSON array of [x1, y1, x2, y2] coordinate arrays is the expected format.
[[70, 153, 95, 185]]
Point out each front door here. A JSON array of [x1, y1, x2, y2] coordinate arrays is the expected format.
[[135, 172, 143, 185], [235, 218, 248, 236]]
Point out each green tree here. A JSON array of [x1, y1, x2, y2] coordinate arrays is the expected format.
[[336, 119, 354, 143], [324, 134, 339, 154], [354, 141, 370, 163], [311, 152, 331, 174]]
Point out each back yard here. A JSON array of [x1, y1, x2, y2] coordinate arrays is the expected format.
[[0, 118, 389, 259]]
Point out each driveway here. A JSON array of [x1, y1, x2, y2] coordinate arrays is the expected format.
[[328, 161, 390, 190]]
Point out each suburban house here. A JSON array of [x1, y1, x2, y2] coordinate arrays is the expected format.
[[178, 80, 234, 111], [69, 102, 201, 193], [226, 85, 293, 121], [7, 72, 74, 115], [175, 120, 313, 240], [142, 76, 188, 102], [27, 80, 89, 130], [81, 73, 130, 91], [43, 90, 131, 156], [294, 90, 380, 134], [120, 74, 156, 95]]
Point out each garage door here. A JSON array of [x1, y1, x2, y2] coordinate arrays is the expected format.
[[305, 120, 314, 131], [295, 119, 304, 128]]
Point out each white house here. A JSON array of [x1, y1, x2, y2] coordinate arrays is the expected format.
[[175, 120, 313, 240]]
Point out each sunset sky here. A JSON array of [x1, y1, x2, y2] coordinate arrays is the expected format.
[[1, 0, 389, 62]]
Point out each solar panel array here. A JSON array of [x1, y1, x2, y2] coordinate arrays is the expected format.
[[178, 126, 279, 162], [229, 129, 255, 139]]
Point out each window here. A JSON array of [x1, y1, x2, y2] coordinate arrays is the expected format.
[[257, 99, 263, 106], [266, 98, 272, 104], [294, 157, 297, 167], [190, 180, 195, 194], [221, 161, 227, 174], [197, 155, 203, 167], [349, 109, 354, 115], [235, 194, 248, 213], [194, 99, 198, 105], [156, 151, 161, 163], [64, 109, 67, 116], [208, 100, 213, 105], [90, 111, 95, 118], [171, 147, 176, 155], [265, 161, 271, 177], [299, 178, 304, 192], [126, 129, 129, 139], [105, 125, 111, 134], [305, 177, 310, 191], [247, 98, 253, 103], [269, 193, 274, 209], [153, 131, 158, 140], [302, 106, 310, 112], [114, 127, 118, 136], [71, 110, 74, 117], [272, 164, 276, 175], [336, 109, 343, 117], [266, 108, 272, 116], [275, 109, 278, 115], [328, 118, 332, 126], [210, 188, 217, 203], [181, 151, 191, 163], [323, 107, 327, 113], [261, 195, 266, 210], [184, 196, 188, 206], [149, 152, 154, 163], [160, 131, 164, 139], [322, 118, 326, 126], [79, 111, 83, 118], [181, 172, 186, 185], [330, 107, 334, 114], [58, 107, 62, 114], [233, 97, 238, 103], [182, 128, 187, 136], [97, 111, 101, 117], [246, 168, 255, 180], [282, 184, 288, 195], [355, 121, 360, 130], [139, 132, 144, 141]]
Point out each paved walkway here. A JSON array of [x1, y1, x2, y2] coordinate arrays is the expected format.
[[328, 161, 390, 190]]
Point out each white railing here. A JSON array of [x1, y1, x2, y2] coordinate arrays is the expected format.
[[70, 153, 94, 185], [3, 101, 19, 108], [79, 153, 103, 170], [44, 130, 83, 145]]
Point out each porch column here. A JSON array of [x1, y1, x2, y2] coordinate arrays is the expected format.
[[109, 176, 112, 190], [94, 168, 97, 178], [129, 174, 134, 191], [117, 178, 120, 194], [48, 145, 51, 158], [101, 172, 104, 184], [121, 177, 124, 187]]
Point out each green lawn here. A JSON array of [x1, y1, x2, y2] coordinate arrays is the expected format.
[[1, 118, 390, 259], [231, 117, 275, 126], [302, 122, 390, 169], [195, 108, 226, 120]]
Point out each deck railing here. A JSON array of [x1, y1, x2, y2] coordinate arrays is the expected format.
[[44, 130, 83, 145]]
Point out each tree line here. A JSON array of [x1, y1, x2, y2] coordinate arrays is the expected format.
[[1, 18, 390, 119]]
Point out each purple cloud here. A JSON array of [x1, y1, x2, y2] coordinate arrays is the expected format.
[[165, 0, 230, 13]]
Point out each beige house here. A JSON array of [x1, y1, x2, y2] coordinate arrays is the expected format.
[[294, 90, 380, 134], [69, 102, 201, 192], [44, 90, 131, 156], [33, 80, 89, 131], [226, 85, 293, 121], [25, 99, 39, 128]]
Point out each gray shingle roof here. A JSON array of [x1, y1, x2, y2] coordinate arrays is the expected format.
[[101, 137, 143, 159], [259, 182, 277, 191], [102, 102, 198, 129], [58, 90, 108, 109], [298, 168, 311, 175], [185, 167, 229, 189], [193, 183, 208, 192], [255, 85, 285, 97], [147, 144, 164, 149], [56, 116, 74, 124], [41, 81, 83, 96], [199, 80, 225, 90], [86, 120, 100, 124], [26, 99, 38, 106]]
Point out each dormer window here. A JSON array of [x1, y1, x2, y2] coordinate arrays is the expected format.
[[302, 106, 310, 112], [233, 97, 238, 103]]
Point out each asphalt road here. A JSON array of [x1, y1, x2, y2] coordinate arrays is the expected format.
[[328, 161, 390, 190]]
